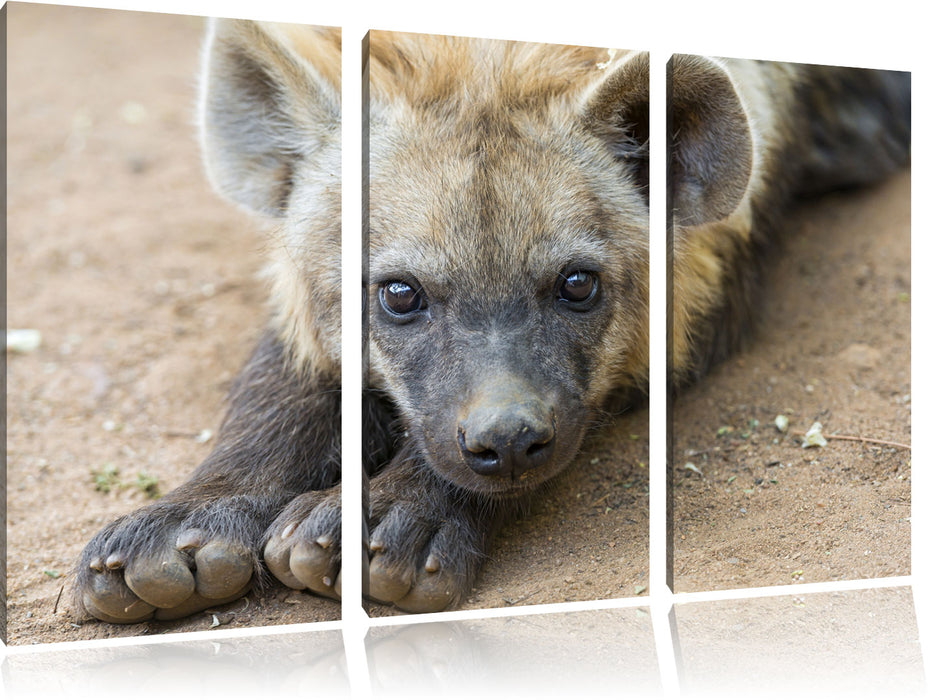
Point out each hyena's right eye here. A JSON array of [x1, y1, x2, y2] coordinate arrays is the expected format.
[[556, 270, 599, 309], [379, 280, 426, 318]]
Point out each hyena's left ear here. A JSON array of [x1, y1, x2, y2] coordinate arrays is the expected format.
[[581, 51, 650, 200], [667, 55, 753, 228], [199, 20, 341, 218]]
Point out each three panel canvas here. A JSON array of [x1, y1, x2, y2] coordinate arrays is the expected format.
[[4, 3, 910, 649]]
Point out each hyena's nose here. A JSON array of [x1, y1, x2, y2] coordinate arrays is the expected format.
[[458, 385, 556, 478]]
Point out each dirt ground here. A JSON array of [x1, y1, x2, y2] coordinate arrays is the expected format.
[[4, 3, 909, 647], [671, 170, 911, 591], [4, 4, 649, 645]]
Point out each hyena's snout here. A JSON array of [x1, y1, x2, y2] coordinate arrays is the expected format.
[[456, 377, 556, 479]]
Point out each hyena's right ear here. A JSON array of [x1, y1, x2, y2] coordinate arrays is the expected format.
[[199, 20, 340, 218], [668, 55, 753, 228], [581, 51, 650, 200]]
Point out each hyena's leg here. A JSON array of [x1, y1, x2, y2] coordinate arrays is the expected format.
[[267, 448, 500, 613], [264, 450, 503, 614], [263, 486, 343, 600], [73, 331, 340, 622], [366, 451, 510, 612], [263, 391, 397, 601]]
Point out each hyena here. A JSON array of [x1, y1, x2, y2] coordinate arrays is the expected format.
[[361, 33, 651, 612], [73, 21, 910, 622], [667, 56, 910, 384], [359, 47, 907, 611]]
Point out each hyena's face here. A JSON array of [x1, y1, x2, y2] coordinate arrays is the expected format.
[[368, 41, 649, 496]]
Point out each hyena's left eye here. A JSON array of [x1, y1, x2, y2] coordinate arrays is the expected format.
[[380, 280, 426, 317], [557, 270, 599, 308]]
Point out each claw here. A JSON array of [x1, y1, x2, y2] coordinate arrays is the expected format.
[[176, 528, 206, 551], [289, 541, 340, 600]]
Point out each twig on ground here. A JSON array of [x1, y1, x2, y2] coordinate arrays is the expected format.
[[791, 431, 910, 450], [53, 584, 64, 614]]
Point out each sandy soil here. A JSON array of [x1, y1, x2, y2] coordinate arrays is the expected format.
[[671, 171, 911, 591], [4, 3, 908, 646]]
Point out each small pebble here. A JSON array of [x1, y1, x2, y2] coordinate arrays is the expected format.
[[802, 422, 827, 448], [208, 612, 234, 626], [120, 101, 147, 124], [7, 329, 42, 353]]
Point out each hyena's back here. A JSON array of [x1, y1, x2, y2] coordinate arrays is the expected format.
[[788, 63, 910, 194]]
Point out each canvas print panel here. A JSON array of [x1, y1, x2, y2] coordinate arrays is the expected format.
[[5, 3, 342, 643], [363, 31, 650, 613], [666, 54, 911, 591]]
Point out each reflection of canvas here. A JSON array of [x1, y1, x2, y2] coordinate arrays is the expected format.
[[667, 57, 911, 591], [674, 588, 924, 695], [364, 32, 650, 613]]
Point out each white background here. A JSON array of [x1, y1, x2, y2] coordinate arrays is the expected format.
[[3, 1, 932, 697]]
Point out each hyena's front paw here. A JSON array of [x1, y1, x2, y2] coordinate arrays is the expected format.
[[75, 499, 261, 623], [367, 478, 488, 614], [264, 487, 342, 600], [367, 510, 463, 613]]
